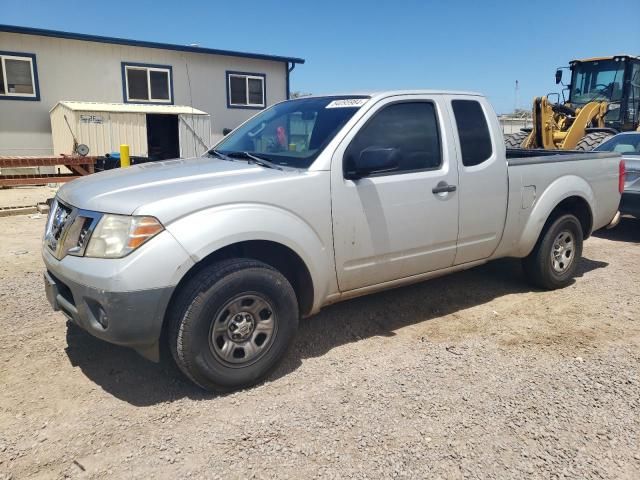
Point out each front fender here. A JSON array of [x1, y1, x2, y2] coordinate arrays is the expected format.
[[165, 203, 333, 313], [515, 175, 595, 257]]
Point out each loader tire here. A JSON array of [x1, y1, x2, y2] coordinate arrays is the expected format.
[[575, 132, 613, 152], [504, 131, 529, 149]]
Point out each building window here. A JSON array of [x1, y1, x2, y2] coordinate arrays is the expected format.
[[0, 51, 39, 101], [122, 63, 173, 103], [227, 71, 265, 108]]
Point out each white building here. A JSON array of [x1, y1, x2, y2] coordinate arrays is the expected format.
[[0, 24, 304, 157], [498, 113, 532, 135]]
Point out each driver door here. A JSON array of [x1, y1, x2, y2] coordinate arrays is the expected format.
[[330, 95, 459, 292]]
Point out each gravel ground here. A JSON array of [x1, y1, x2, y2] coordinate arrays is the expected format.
[[0, 186, 57, 209], [0, 214, 639, 479]]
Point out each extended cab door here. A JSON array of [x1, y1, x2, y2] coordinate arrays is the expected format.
[[330, 95, 459, 292], [447, 96, 508, 264]]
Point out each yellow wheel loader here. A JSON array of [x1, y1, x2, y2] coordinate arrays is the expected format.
[[506, 55, 640, 151]]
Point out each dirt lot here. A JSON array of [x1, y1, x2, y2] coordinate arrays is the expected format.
[[0, 186, 57, 209], [0, 213, 639, 479]]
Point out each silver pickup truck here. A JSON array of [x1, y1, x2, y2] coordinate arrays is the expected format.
[[42, 90, 623, 391]]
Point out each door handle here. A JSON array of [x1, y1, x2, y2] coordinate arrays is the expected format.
[[432, 183, 457, 194]]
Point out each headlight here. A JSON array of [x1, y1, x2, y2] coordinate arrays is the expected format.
[[85, 214, 164, 258]]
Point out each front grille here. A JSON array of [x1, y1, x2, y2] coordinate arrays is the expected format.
[[44, 199, 102, 260], [45, 200, 73, 258]]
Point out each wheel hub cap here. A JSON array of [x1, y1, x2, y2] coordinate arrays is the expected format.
[[551, 230, 575, 273], [228, 312, 255, 341], [209, 294, 276, 366]]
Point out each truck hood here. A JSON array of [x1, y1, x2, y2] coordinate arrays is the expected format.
[[57, 157, 294, 216]]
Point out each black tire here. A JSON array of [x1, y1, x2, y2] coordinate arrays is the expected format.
[[168, 258, 299, 392], [575, 132, 613, 152], [522, 214, 583, 290], [505, 131, 529, 149]]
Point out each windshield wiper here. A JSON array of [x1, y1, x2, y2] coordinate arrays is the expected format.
[[225, 151, 283, 170], [207, 149, 233, 161]]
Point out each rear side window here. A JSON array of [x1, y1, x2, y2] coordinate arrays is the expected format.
[[451, 100, 493, 167], [345, 102, 442, 176]]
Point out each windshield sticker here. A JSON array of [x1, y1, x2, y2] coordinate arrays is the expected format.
[[325, 99, 368, 109]]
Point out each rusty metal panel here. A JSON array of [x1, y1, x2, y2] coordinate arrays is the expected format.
[[0, 156, 96, 186]]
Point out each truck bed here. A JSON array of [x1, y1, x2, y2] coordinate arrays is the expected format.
[[506, 148, 619, 165], [494, 149, 621, 259]]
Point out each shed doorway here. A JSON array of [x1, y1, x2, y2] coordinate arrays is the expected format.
[[146, 114, 179, 160]]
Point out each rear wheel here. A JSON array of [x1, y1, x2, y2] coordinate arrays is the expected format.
[[505, 131, 529, 149], [575, 132, 613, 151], [522, 214, 583, 290], [168, 258, 299, 392]]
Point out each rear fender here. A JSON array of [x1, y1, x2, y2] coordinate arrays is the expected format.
[[515, 175, 595, 257]]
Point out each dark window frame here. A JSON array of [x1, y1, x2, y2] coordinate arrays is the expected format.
[[121, 62, 174, 104], [0, 50, 40, 101], [343, 100, 444, 179], [451, 99, 494, 168], [226, 71, 266, 110]]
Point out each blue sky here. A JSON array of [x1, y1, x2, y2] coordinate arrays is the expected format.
[[3, 0, 639, 113]]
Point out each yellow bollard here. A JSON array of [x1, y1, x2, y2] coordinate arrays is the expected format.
[[120, 144, 130, 168]]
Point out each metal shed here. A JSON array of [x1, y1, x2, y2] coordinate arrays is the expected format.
[[50, 101, 211, 160]]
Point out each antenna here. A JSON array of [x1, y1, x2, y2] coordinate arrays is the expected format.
[[515, 80, 519, 113], [185, 58, 197, 156]]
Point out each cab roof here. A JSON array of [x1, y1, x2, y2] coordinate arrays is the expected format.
[[570, 55, 639, 65]]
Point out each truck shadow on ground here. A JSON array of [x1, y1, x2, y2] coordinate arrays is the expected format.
[[593, 217, 640, 243], [64, 256, 608, 406]]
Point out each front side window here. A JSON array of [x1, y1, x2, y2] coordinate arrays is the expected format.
[[344, 102, 442, 176], [212, 96, 367, 168], [227, 72, 265, 108], [451, 99, 493, 167], [0, 52, 39, 100], [123, 63, 172, 103]]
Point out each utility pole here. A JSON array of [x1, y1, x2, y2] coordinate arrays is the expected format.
[[515, 80, 519, 114]]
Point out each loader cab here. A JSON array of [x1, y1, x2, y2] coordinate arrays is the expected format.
[[567, 55, 640, 131]]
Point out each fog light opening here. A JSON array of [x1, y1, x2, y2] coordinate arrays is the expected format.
[[97, 309, 109, 329], [85, 298, 109, 330]]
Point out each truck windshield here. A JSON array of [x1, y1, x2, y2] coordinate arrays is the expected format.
[[570, 60, 625, 104], [209, 96, 369, 168]]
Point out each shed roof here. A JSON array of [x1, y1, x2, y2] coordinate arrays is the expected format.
[[0, 24, 305, 65], [52, 101, 209, 115]]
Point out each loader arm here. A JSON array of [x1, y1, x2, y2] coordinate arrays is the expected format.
[[523, 96, 608, 150]]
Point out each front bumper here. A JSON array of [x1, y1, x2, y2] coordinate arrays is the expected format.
[[42, 228, 195, 361], [44, 269, 173, 359], [621, 191, 640, 218]]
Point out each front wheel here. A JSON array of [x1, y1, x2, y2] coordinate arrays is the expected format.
[[522, 214, 583, 290], [168, 258, 299, 392]]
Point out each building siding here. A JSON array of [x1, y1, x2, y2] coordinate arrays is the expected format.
[[0, 32, 289, 155]]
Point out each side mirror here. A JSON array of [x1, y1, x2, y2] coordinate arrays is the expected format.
[[222, 128, 233, 136], [555, 69, 563, 85], [346, 147, 399, 180]]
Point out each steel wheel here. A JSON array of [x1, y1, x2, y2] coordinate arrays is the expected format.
[[550, 230, 575, 273], [209, 293, 277, 367]]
